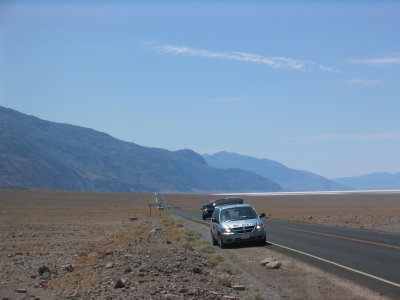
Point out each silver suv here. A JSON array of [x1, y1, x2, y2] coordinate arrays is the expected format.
[[210, 204, 266, 248]]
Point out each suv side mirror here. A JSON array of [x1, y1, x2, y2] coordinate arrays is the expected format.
[[211, 217, 219, 223], [259, 213, 266, 218]]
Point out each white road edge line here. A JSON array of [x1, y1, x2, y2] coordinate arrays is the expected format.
[[268, 241, 400, 288]]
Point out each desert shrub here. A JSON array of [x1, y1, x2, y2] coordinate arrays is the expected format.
[[161, 216, 174, 226], [182, 234, 196, 242], [166, 219, 176, 227], [174, 234, 185, 241], [206, 254, 224, 266], [172, 230, 188, 241], [182, 242, 193, 250], [180, 229, 201, 242], [162, 214, 186, 230], [185, 230, 202, 239], [216, 272, 231, 287], [195, 240, 209, 247], [215, 261, 235, 274], [195, 241, 215, 254], [168, 227, 184, 235]]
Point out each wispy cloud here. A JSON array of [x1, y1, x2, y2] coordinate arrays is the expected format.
[[346, 78, 381, 85], [350, 57, 400, 65], [318, 65, 337, 73], [290, 132, 400, 142], [149, 43, 337, 72]]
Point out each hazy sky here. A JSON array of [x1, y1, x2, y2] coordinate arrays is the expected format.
[[1, 0, 399, 178]]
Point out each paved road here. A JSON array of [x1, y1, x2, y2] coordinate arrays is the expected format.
[[173, 209, 400, 299]]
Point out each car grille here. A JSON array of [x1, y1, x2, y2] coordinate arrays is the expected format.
[[232, 226, 255, 234]]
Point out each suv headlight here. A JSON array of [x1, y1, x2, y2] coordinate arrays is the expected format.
[[221, 227, 232, 233], [255, 224, 264, 230]]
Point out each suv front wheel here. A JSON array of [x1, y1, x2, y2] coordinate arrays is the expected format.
[[217, 233, 226, 249], [258, 236, 267, 246]]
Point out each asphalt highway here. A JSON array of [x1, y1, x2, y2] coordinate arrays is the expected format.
[[173, 209, 400, 299]]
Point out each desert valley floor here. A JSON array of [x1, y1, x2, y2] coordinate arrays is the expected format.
[[1, 189, 399, 299]]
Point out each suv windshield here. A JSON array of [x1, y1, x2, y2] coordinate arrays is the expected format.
[[220, 206, 258, 222]]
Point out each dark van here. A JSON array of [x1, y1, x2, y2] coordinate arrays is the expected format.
[[202, 197, 244, 220]]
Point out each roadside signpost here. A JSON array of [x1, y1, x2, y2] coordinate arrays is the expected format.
[[149, 193, 165, 216]]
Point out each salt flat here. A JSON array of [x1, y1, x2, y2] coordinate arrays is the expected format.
[[218, 190, 400, 196]]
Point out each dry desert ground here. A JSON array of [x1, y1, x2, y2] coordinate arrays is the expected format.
[[0, 190, 249, 300], [1, 189, 399, 300]]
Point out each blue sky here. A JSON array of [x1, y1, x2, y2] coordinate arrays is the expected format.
[[1, 0, 399, 178]]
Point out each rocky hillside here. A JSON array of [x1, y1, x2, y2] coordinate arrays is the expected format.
[[0, 106, 281, 193], [203, 151, 348, 192]]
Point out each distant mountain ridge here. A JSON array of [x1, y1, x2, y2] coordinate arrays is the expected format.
[[335, 173, 400, 190], [0, 106, 281, 193], [203, 151, 349, 192]]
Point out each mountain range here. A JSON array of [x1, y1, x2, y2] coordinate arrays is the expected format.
[[203, 151, 348, 191], [335, 173, 400, 190], [2, 106, 397, 193], [0, 106, 281, 193]]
